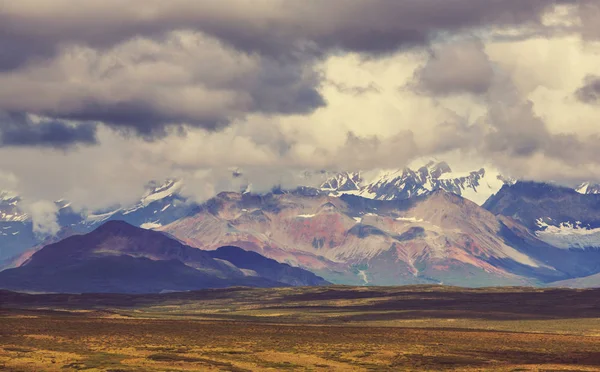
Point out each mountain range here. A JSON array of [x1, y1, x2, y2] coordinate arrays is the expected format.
[[0, 179, 196, 262], [321, 160, 513, 205], [161, 187, 600, 287], [4, 160, 600, 290], [0, 161, 514, 262], [0, 220, 327, 293]]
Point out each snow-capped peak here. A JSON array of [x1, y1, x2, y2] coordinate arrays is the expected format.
[[321, 172, 361, 192], [322, 161, 513, 205], [576, 182, 600, 195]]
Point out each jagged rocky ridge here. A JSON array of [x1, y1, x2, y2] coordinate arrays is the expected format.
[[320, 161, 512, 206]]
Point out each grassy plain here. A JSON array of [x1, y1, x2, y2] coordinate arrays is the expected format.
[[2, 285, 600, 371]]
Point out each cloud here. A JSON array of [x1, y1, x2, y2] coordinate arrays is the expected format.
[[575, 75, 600, 104], [0, 32, 324, 137], [484, 100, 549, 157], [467, 75, 600, 183], [0, 171, 19, 193], [389, 32, 600, 186], [0, 1, 599, 211], [1, 1, 569, 60], [324, 131, 419, 170], [0, 128, 161, 210], [412, 40, 495, 96], [22, 200, 60, 236], [328, 81, 381, 96], [0, 0, 573, 138], [578, 0, 600, 41], [0, 112, 97, 148]]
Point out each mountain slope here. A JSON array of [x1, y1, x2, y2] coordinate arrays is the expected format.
[[208, 246, 327, 286], [83, 180, 196, 229], [161, 190, 567, 287], [550, 273, 600, 288], [548, 273, 600, 288], [484, 181, 600, 250], [0, 180, 198, 263], [0, 196, 83, 260], [0, 220, 327, 293]]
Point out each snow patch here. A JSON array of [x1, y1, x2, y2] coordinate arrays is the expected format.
[[140, 222, 162, 230], [437, 171, 472, 180], [141, 180, 183, 205], [0, 212, 29, 222], [536, 219, 600, 249], [358, 269, 369, 284], [240, 268, 259, 277], [395, 216, 424, 222], [459, 170, 506, 206], [577, 182, 590, 194], [501, 245, 541, 268], [86, 209, 119, 222]]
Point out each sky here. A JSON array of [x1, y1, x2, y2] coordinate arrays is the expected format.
[[1, 0, 600, 219]]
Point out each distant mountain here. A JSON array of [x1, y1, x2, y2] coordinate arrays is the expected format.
[[576, 182, 600, 195], [0, 220, 327, 293], [0, 180, 198, 262], [0, 191, 27, 223], [161, 189, 577, 287], [7, 164, 600, 290], [82, 180, 197, 230], [0, 194, 83, 260], [550, 272, 600, 288], [320, 172, 362, 192], [321, 161, 512, 206], [484, 181, 600, 251]]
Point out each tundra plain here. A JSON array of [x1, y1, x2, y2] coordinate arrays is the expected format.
[[2, 286, 600, 371]]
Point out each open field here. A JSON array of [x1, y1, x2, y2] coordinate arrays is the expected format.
[[3, 285, 600, 371]]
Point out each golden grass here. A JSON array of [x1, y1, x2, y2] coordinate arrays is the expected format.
[[3, 285, 600, 371]]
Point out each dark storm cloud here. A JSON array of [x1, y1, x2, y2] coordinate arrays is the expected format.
[[0, 35, 55, 71], [0, 0, 568, 67], [575, 75, 600, 104], [0, 0, 577, 141], [50, 100, 226, 138], [38, 59, 325, 138], [0, 112, 97, 148], [0, 30, 325, 138], [578, 0, 600, 40]]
